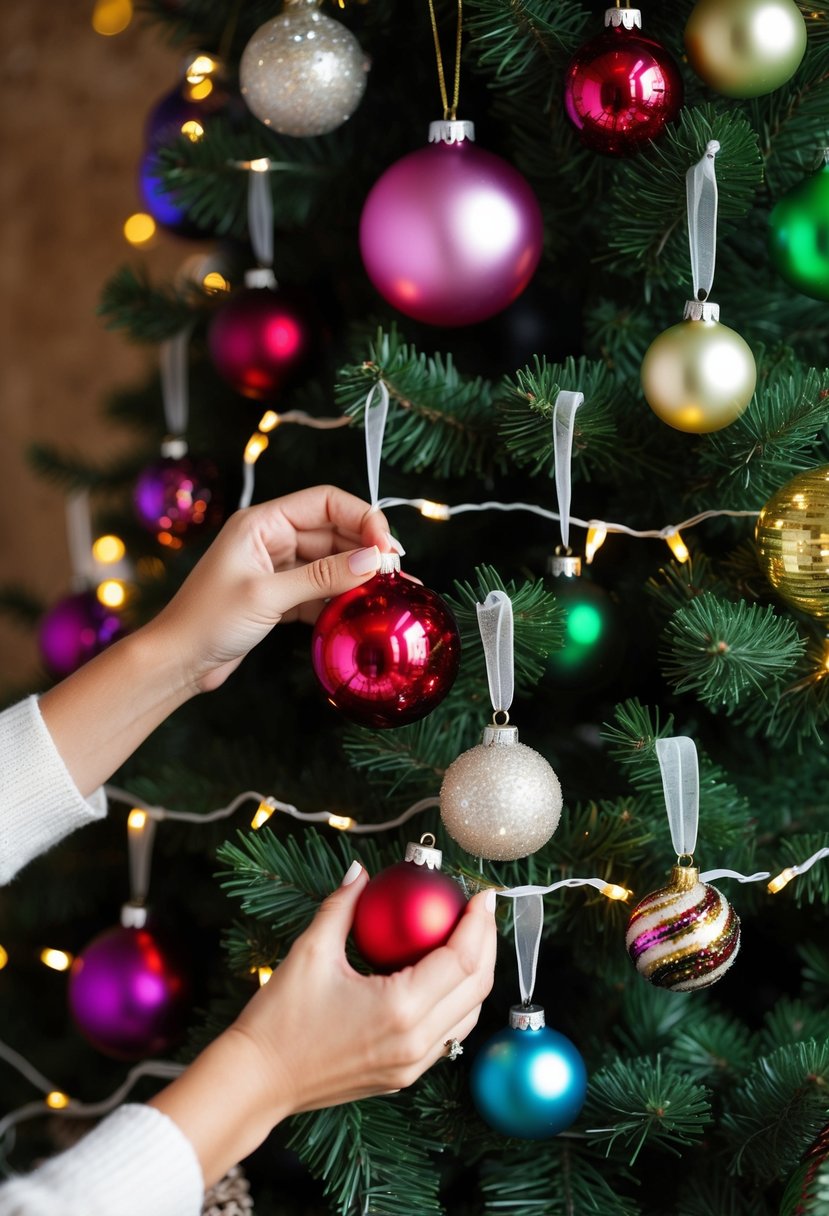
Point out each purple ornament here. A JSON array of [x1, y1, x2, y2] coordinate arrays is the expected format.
[[38, 590, 126, 679], [134, 455, 222, 539], [359, 126, 543, 327], [68, 924, 191, 1060], [207, 286, 319, 401]]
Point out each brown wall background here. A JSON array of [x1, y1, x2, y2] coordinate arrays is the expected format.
[[0, 6, 194, 688]]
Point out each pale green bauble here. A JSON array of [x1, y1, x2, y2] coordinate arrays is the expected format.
[[641, 317, 756, 434], [685, 0, 807, 99]]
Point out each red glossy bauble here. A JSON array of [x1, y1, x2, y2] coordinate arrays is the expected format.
[[311, 563, 461, 728], [564, 16, 683, 155], [352, 858, 466, 972], [207, 285, 318, 401]]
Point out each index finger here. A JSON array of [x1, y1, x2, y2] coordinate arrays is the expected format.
[[253, 486, 392, 554]]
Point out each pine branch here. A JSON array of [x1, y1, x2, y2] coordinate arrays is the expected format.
[[479, 1139, 642, 1216], [754, 38, 829, 196], [646, 553, 729, 617], [660, 593, 805, 712], [222, 918, 283, 977], [463, 0, 588, 93], [723, 1040, 829, 1183], [800, 943, 829, 999], [774, 833, 829, 906], [336, 327, 501, 479], [667, 1012, 757, 1086], [760, 998, 829, 1053], [586, 1055, 713, 1163], [612, 979, 699, 1059], [98, 265, 203, 342], [676, 1174, 773, 1216], [728, 641, 829, 747]]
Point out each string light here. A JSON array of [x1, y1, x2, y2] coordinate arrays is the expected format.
[[665, 529, 690, 563], [203, 271, 231, 294], [259, 411, 280, 432], [91, 535, 125, 564], [328, 814, 355, 831], [185, 55, 217, 84], [45, 1091, 70, 1111], [420, 500, 451, 521], [96, 579, 127, 609], [244, 433, 269, 464], [600, 883, 632, 901], [585, 523, 608, 564], [0, 945, 8, 970], [39, 949, 73, 972], [128, 808, 148, 831], [251, 800, 275, 829], [768, 867, 797, 894], [257, 967, 273, 986], [91, 0, 133, 35], [180, 119, 204, 142], [238, 410, 351, 509], [123, 213, 156, 247]]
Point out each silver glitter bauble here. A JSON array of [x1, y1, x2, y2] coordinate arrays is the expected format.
[[240, 0, 369, 137], [439, 723, 562, 861]]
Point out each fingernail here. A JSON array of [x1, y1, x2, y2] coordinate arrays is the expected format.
[[485, 889, 497, 914], [348, 546, 380, 576], [341, 860, 363, 887], [384, 532, 406, 556]]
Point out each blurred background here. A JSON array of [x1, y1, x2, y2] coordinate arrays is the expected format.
[[0, 4, 200, 684]]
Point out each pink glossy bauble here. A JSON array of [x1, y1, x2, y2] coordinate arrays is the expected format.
[[68, 923, 191, 1060], [359, 138, 543, 327], [207, 286, 318, 400], [134, 455, 222, 539], [352, 860, 466, 972], [564, 23, 683, 155], [311, 568, 461, 728]]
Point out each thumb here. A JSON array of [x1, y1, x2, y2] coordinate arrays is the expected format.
[[270, 547, 382, 618], [303, 860, 369, 951]]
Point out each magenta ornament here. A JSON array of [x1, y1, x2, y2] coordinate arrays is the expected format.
[[38, 590, 127, 679], [134, 455, 222, 539], [207, 284, 318, 401], [68, 923, 192, 1060], [359, 122, 543, 327]]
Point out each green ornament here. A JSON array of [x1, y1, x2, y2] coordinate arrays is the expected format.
[[769, 163, 829, 302], [544, 554, 621, 689]]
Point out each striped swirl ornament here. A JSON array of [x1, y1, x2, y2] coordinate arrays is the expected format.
[[625, 865, 740, 991]]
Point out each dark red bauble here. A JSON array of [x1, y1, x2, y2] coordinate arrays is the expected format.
[[134, 455, 222, 539], [352, 859, 466, 972], [68, 923, 191, 1060], [564, 18, 683, 156], [311, 565, 461, 728], [207, 286, 318, 401]]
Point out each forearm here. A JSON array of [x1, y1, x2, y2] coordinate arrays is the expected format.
[[39, 621, 195, 799]]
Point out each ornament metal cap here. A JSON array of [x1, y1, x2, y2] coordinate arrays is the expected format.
[[669, 863, 700, 891], [378, 552, 401, 575], [244, 267, 278, 290], [481, 720, 519, 747], [120, 901, 149, 929], [405, 833, 443, 870], [509, 1003, 546, 1031], [428, 120, 475, 146], [683, 299, 720, 323], [604, 7, 641, 29], [160, 435, 188, 459], [547, 552, 582, 578]]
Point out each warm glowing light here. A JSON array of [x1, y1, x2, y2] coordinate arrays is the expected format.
[[258, 410, 280, 433], [136, 556, 166, 580], [186, 55, 217, 82], [420, 500, 451, 521], [92, 534, 126, 564], [123, 213, 156, 246], [244, 433, 269, 464], [96, 579, 126, 609], [258, 966, 273, 986], [768, 866, 797, 894], [328, 814, 355, 831], [92, 0, 133, 35], [0, 945, 8, 970], [585, 524, 608, 564], [251, 801, 275, 829], [250, 158, 271, 173], [665, 530, 690, 563], [601, 883, 632, 902], [186, 78, 214, 101], [45, 1091, 71, 1110], [128, 809, 148, 831], [40, 948, 73, 972], [180, 119, 204, 142], [203, 271, 230, 294]]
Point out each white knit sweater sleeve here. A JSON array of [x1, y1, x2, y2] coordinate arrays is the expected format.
[[0, 1104, 204, 1216], [0, 695, 107, 885]]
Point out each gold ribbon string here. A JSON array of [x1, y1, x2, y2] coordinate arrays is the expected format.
[[427, 0, 463, 121]]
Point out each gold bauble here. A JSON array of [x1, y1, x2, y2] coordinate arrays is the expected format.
[[641, 313, 756, 434], [756, 465, 829, 621], [684, 0, 807, 99]]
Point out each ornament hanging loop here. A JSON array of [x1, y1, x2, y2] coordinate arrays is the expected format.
[[552, 390, 584, 552], [492, 709, 510, 727], [476, 591, 515, 717], [686, 140, 720, 303], [427, 0, 463, 121], [655, 736, 700, 859], [364, 380, 390, 511], [676, 852, 695, 868]]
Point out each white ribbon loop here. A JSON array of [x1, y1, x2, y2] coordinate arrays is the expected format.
[[514, 893, 545, 1006], [686, 139, 720, 302], [160, 328, 192, 437], [66, 491, 95, 589], [248, 164, 274, 269], [364, 381, 390, 510], [127, 813, 157, 907], [476, 590, 514, 714], [655, 736, 700, 858], [552, 390, 584, 550]]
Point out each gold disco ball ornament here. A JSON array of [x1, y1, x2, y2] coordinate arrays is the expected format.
[[640, 300, 756, 434], [684, 0, 807, 99], [755, 465, 829, 621]]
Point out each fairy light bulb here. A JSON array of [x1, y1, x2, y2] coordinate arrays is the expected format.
[[328, 814, 355, 831], [123, 213, 156, 246], [585, 523, 608, 564], [92, 535, 126, 564], [0, 945, 8, 970], [96, 580, 127, 609], [420, 500, 451, 521], [665, 529, 690, 562], [601, 882, 632, 901], [768, 867, 797, 894], [40, 948, 73, 972], [257, 966, 273, 986], [258, 411, 280, 432], [45, 1091, 71, 1110], [244, 434, 269, 464], [251, 800, 275, 829]]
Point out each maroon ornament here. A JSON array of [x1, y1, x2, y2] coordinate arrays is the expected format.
[[352, 835, 466, 972], [310, 556, 460, 728], [38, 590, 127, 679], [68, 914, 191, 1060], [564, 8, 683, 156], [207, 275, 318, 401], [133, 451, 222, 541]]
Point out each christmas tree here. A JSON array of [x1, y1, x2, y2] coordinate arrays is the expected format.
[[3, 1, 829, 1213]]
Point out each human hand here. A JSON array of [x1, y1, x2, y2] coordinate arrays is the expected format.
[[146, 485, 397, 693]]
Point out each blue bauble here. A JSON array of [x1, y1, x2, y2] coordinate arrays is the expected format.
[[470, 1004, 587, 1140]]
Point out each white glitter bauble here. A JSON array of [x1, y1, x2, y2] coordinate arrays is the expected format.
[[439, 724, 563, 861], [240, 0, 369, 137]]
